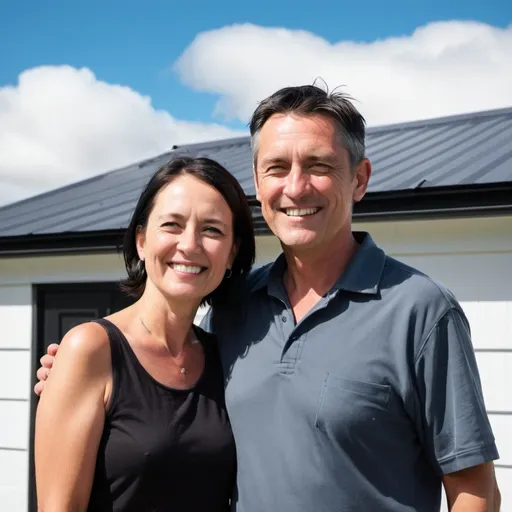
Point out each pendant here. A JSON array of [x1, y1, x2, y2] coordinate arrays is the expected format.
[[180, 367, 186, 375]]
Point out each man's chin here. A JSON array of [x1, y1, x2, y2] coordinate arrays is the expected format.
[[277, 232, 320, 251]]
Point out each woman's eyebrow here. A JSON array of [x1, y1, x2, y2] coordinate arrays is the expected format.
[[203, 218, 228, 229]]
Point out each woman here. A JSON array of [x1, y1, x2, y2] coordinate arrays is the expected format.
[[34, 157, 255, 511]]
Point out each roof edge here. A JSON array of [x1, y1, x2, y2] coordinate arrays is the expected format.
[[0, 230, 126, 257], [367, 105, 512, 134], [171, 134, 250, 153], [2, 184, 512, 257]]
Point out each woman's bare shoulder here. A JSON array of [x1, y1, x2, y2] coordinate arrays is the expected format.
[[58, 321, 111, 368]]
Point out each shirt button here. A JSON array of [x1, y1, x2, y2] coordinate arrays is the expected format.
[[282, 316, 287, 322]]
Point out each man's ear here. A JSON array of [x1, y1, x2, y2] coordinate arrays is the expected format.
[[253, 164, 261, 202], [353, 158, 372, 203]]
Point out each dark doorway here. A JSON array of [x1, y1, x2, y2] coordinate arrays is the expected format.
[[29, 282, 134, 511]]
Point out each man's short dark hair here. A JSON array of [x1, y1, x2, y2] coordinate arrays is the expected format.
[[249, 84, 366, 168]]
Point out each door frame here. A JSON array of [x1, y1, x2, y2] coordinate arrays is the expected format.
[[28, 282, 131, 512]]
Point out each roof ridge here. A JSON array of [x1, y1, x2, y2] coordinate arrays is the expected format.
[[367, 106, 512, 134], [171, 134, 250, 153]]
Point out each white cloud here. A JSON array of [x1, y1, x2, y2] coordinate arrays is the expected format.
[[174, 21, 512, 126], [3, 22, 511, 207], [0, 66, 243, 206]]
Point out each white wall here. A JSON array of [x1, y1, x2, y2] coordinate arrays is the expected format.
[[355, 216, 512, 509], [0, 285, 32, 511], [0, 219, 510, 510]]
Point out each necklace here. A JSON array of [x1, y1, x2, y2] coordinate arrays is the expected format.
[[138, 314, 195, 376]]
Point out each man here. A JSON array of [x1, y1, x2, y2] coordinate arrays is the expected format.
[[36, 85, 500, 511]]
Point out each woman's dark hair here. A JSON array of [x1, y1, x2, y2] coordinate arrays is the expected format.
[[120, 156, 255, 305]]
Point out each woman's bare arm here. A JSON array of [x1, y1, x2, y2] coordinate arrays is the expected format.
[[35, 322, 111, 511]]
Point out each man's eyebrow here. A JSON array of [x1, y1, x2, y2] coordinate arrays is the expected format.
[[304, 154, 337, 163], [259, 156, 288, 168], [259, 154, 337, 167]]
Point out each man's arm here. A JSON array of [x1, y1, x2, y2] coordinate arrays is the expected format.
[[443, 462, 501, 511]]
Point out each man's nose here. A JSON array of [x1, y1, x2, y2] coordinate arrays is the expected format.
[[283, 167, 309, 199]]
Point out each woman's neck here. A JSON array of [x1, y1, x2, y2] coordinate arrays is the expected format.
[[135, 286, 200, 356]]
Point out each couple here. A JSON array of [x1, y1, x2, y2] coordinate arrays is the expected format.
[[34, 85, 501, 511]]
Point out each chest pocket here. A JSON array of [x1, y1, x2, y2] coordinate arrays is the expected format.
[[315, 373, 391, 435]]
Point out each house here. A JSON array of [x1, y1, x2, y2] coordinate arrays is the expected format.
[[1, 106, 511, 511]]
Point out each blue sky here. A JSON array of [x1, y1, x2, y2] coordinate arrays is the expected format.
[[1, 0, 510, 129], [1, 0, 511, 204]]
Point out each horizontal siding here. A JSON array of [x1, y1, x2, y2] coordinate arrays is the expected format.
[[0, 285, 32, 349], [489, 414, 512, 467], [476, 354, 512, 412], [356, 217, 512, 256], [0, 450, 28, 512], [386, 252, 512, 303], [0, 351, 31, 401], [0, 284, 32, 512], [0, 253, 126, 286], [0, 401, 30, 450], [254, 235, 281, 266], [464, 301, 512, 350], [496, 468, 512, 509]]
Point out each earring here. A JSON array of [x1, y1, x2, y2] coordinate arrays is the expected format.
[[225, 267, 232, 279]]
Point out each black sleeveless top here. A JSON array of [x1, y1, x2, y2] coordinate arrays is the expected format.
[[87, 319, 236, 512]]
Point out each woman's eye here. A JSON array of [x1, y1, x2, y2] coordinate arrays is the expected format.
[[162, 222, 179, 228], [204, 226, 223, 235]]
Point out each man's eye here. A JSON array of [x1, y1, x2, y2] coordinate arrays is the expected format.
[[162, 222, 179, 228], [311, 163, 330, 171], [266, 166, 286, 174]]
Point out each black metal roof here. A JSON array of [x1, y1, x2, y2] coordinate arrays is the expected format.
[[1, 106, 512, 255]]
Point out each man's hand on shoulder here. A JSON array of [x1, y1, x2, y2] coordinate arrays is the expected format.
[[34, 343, 61, 395]]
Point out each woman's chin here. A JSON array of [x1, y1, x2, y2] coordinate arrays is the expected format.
[[161, 283, 213, 305]]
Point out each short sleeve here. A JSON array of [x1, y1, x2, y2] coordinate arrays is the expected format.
[[199, 307, 214, 334], [413, 307, 499, 475]]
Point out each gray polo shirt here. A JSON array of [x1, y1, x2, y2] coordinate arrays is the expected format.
[[202, 232, 498, 512]]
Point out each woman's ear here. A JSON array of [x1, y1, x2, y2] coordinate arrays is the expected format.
[[228, 240, 239, 269], [135, 225, 146, 262]]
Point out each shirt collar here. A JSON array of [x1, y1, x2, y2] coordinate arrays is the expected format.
[[249, 232, 386, 297]]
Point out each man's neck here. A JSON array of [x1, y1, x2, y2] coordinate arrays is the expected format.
[[281, 232, 360, 321]]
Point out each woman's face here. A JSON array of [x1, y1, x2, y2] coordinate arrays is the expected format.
[[136, 174, 236, 305]]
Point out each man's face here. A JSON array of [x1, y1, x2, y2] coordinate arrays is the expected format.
[[254, 113, 371, 253]]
